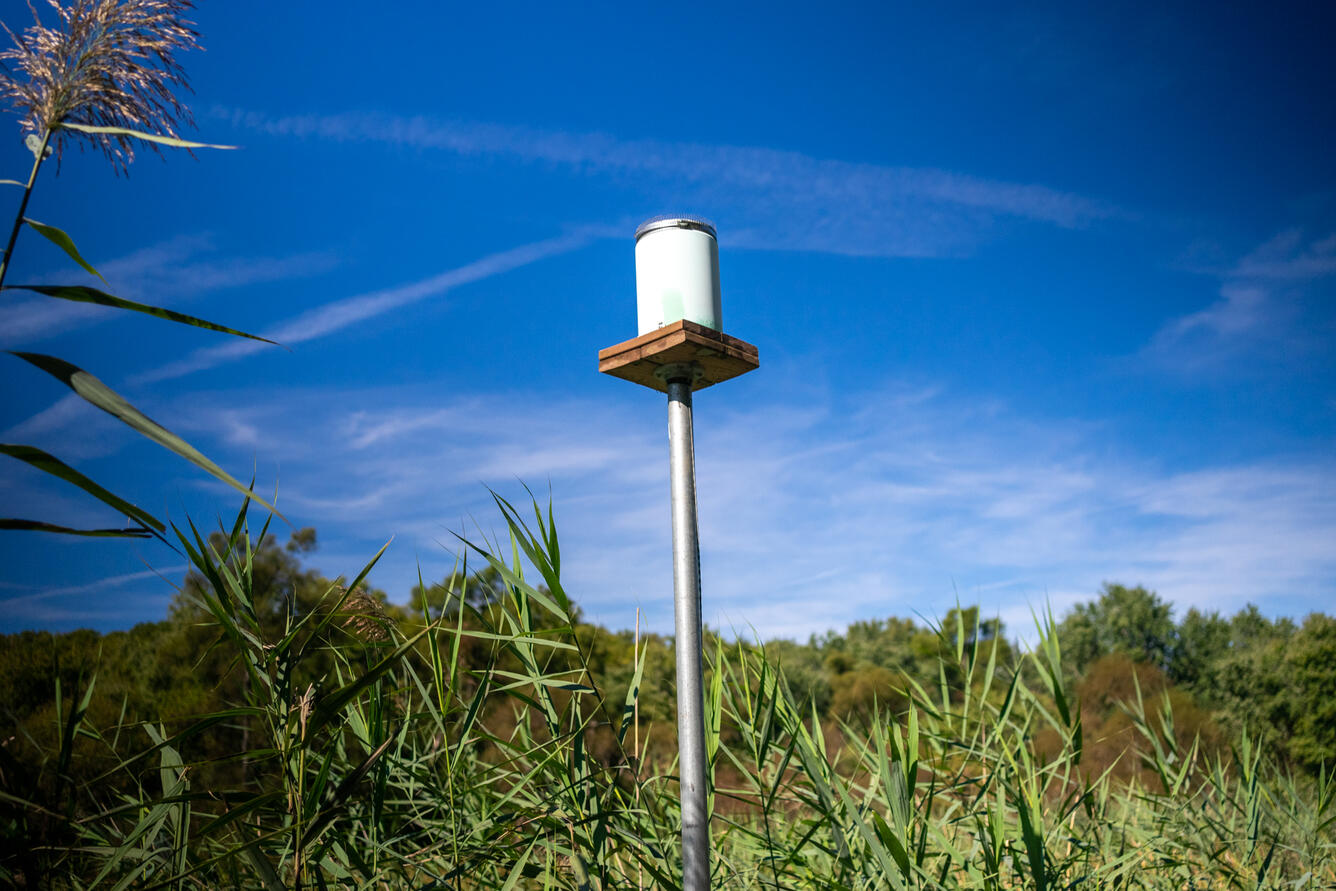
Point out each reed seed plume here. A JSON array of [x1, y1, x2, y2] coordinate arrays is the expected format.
[[0, 0, 200, 171], [337, 586, 390, 642]]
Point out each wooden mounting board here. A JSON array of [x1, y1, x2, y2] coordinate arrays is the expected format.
[[598, 319, 760, 393]]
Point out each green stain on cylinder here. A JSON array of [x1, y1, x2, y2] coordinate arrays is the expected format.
[[660, 289, 719, 329], [661, 289, 684, 325]]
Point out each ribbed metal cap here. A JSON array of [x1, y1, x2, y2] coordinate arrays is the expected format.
[[634, 214, 717, 242]]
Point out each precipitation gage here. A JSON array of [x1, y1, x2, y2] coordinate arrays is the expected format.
[[598, 216, 760, 890]]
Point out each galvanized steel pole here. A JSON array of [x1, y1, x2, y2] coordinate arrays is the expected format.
[[599, 215, 758, 890], [666, 375, 710, 890]]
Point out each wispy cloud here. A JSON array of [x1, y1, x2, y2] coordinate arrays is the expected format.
[[1147, 283, 1268, 353], [0, 388, 139, 462], [2, 393, 86, 441], [1232, 229, 1336, 281], [134, 230, 600, 384], [0, 565, 185, 605], [142, 376, 1336, 641], [11, 374, 1332, 636], [1144, 228, 1336, 372], [0, 232, 338, 346], [0, 565, 186, 627], [211, 108, 1117, 258]]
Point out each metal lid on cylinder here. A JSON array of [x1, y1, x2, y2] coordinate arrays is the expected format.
[[634, 215, 722, 336]]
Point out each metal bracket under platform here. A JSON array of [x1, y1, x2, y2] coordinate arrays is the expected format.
[[598, 319, 760, 393]]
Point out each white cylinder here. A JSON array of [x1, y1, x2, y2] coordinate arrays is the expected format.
[[634, 216, 722, 335]]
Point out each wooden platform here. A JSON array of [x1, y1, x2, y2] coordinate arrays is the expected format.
[[598, 319, 760, 393]]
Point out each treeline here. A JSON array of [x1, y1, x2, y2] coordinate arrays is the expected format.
[[3, 526, 1332, 789], [1059, 583, 1336, 775], [2, 517, 1334, 886], [770, 583, 1336, 781]]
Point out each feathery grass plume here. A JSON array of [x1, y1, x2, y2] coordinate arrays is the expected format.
[[337, 586, 391, 642], [0, 0, 200, 172]]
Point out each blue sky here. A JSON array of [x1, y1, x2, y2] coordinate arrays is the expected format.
[[1, 0, 1333, 639]]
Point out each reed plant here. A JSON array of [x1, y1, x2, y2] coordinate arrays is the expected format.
[[1, 0, 277, 542], [4, 493, 1332, 888]]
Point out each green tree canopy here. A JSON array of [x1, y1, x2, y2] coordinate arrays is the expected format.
[[1060, 583, 1176, 673]]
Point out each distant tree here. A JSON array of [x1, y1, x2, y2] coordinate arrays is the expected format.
[[172, 526, 336, 627], [800, 606, 1017, 724], [840, 617, 921, 671], [1168, 607, 1231, 689], [939, 605, 1009, 665], [1160, 603, 1333, 772], [829, 664, 907, 724], [811, 616, 924, 722], [1281, 613, 1336, 770], [1060, 583, 1176, 673], [286, 525, 317, 554], [1057, 652, 1224, 789], [1196, 607, 1293, 747]]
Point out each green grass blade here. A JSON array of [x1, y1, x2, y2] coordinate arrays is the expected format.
[[238, 842, 285, 891], [0, 443, 165, 533], [4, 284, 278, 343], [305, 628, 429, 738], [0, 518, 153, 536], [7, 352, 284, 519], [618, 631, 648, 746], [22, 219, 107, 283], [57, 121, 238, 149], [303, 737, 396, 844]]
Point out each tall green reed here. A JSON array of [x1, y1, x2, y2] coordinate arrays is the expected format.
[[4, 493, 1332, 888]]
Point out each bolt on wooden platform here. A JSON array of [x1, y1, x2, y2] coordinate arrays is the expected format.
[[598, 319, 760, 393]]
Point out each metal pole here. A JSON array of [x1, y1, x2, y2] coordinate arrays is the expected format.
[[666, 375, 710, 890]]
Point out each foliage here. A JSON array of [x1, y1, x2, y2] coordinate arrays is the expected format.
[[1058, 586, 1336, 775], [1059, 583, 1176, 673], [2, 497, 1332, 888]]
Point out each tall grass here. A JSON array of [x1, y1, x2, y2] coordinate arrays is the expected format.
[[4, 496, 1332, 888]]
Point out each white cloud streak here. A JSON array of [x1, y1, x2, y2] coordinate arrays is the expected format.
[[0, 233, 338, 347], [0, 565, 186, 626], [0, 565, 185, 605], [137, 377, 1336, 641], [134, 230, 599, 384], [3, 393, 86, 441], [1149, 283, 1267, 350], [1232, 229, 1336, 281], [211, 108, 1116, 258], [10, 375, 1332, 636], [1144, 228, 1336, 372]]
